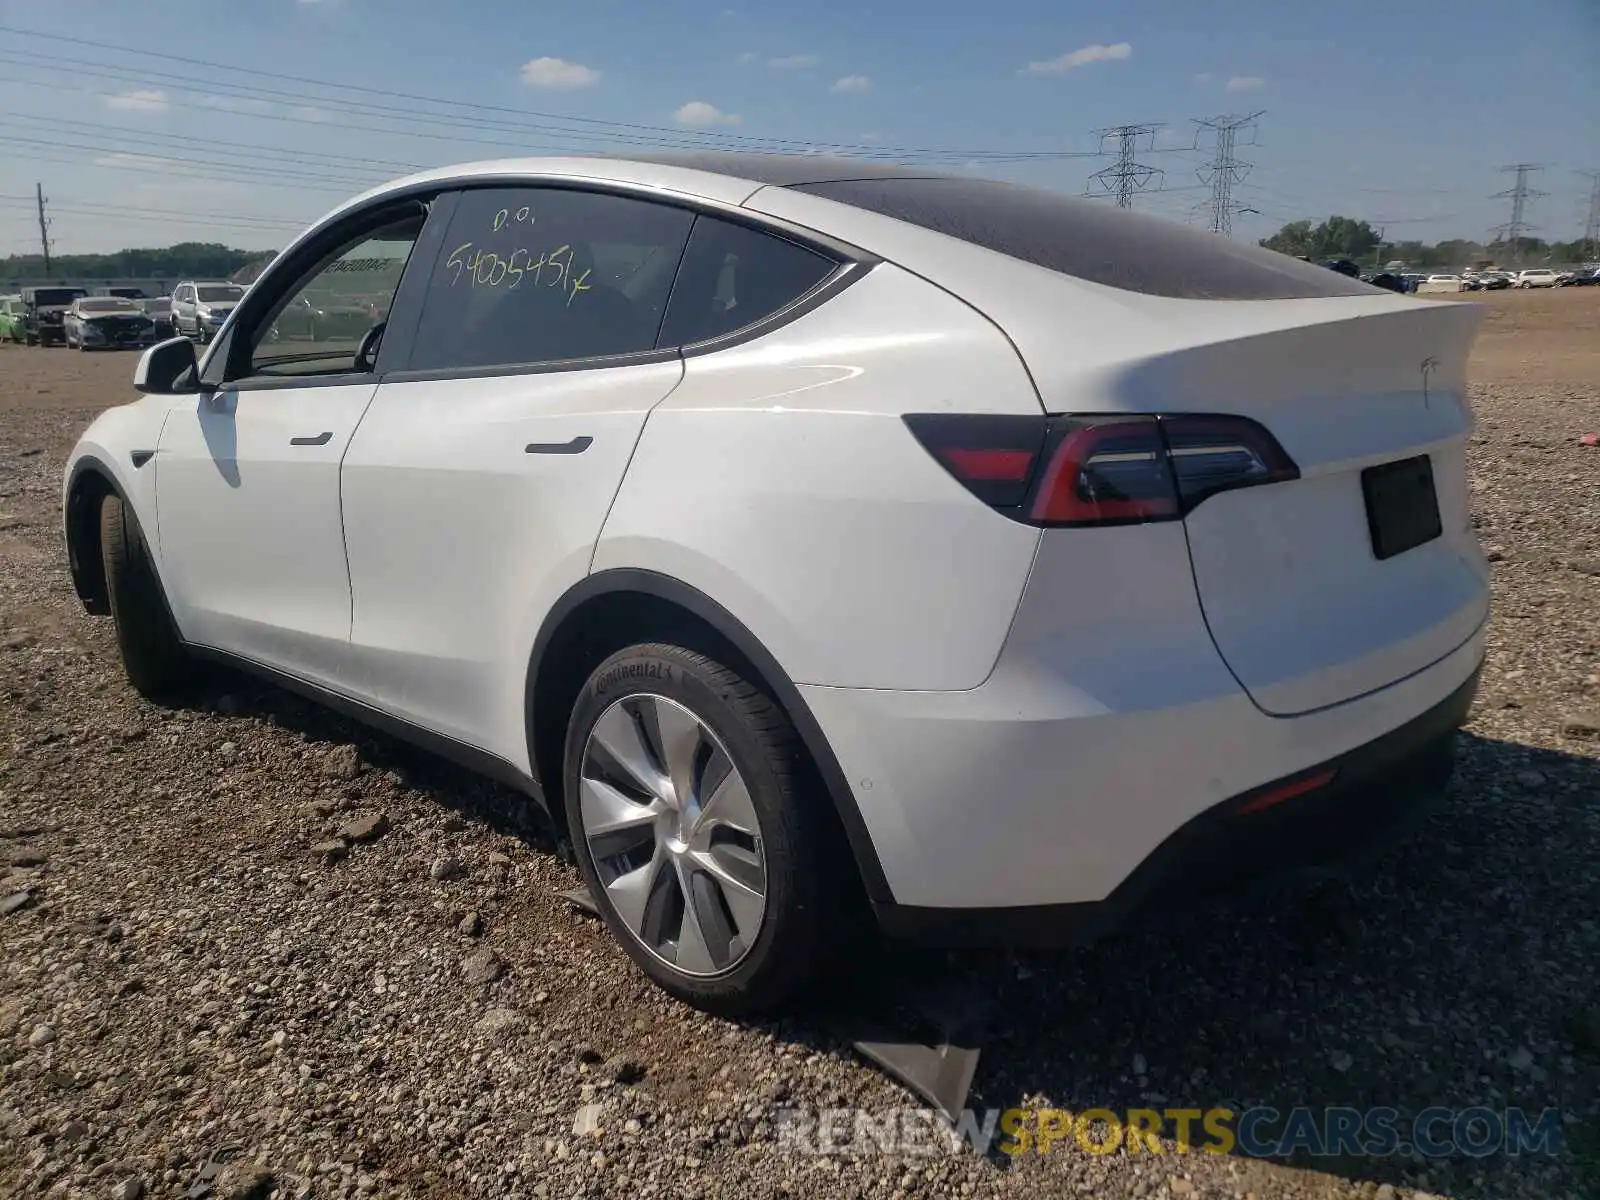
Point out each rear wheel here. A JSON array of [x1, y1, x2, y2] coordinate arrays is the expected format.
[[563, 643, 848, 1015], [100, 493, 190, 697]]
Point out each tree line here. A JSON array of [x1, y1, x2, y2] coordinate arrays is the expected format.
[[1259, 217, 1595, 269], [0, 242, 276, 281]]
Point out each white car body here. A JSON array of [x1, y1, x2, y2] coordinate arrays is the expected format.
[[1516, 269, 1560, 288], [63, 155, 1488, 990]]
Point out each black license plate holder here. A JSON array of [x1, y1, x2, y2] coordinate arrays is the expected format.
[[1361, 454, 1442, 561]]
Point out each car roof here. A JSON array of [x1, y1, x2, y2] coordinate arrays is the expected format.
[[322, 153, 965, 228]]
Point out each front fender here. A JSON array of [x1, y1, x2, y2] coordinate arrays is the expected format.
[[63, 396, 179, 608]]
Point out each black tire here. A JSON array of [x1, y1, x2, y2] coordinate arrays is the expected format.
[[100, 492, 189, 698], [563, 643, 849, 1016]]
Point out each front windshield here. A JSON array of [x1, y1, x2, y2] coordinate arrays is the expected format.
[[198, 286, 244, 303], [80, 299, 139, 313]]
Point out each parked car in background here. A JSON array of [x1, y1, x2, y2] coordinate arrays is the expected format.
[[170, 281, 246, 342], [63, 296, 158, 351], [94, 287, 148, 301], [266, 291, 380, 344], [1516, 269, 1560, 289], [1480, 273, 1513, 290], [18, 285, 88, 346], [0, 294, 22, 342], [65, 154, 1490, 1014], [1557, 267, 1599, 287], [139, 297, 176, 338]]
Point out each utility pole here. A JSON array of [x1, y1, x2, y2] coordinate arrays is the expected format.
[[35, 182, 52, 275], [1489, 164, 1546, 266], [1580, 170, 1600, 262], [1085, 123, 1165, 209], [1192, 112, 1264, 236]]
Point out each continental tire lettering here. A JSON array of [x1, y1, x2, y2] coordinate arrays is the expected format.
[[595, 661, 673, 694]]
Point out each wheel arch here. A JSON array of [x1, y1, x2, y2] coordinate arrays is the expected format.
[[524, 568, 895, 905], [63, 454, 126, 616]]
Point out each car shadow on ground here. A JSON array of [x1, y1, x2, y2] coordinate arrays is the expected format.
[[181, 670, 1600, 1196], [901, 730, 1599, 1194]]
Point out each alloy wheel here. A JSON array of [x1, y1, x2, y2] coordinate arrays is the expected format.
[[578, 693, 768, 977]]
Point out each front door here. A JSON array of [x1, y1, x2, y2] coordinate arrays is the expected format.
[[154, 206, 430, 687]]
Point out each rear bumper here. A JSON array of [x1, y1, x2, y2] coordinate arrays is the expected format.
[[802, 604, 1486, 928], [874, 665, 1478, 947]]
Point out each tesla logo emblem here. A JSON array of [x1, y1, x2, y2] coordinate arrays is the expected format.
[[1420, 357, 1439, 408]]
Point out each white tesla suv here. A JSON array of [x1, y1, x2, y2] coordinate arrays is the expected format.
[[62, 155, 1490, 1014]]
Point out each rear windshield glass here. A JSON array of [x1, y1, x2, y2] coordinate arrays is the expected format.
[[198, 285, 244, 302], [789, 176, 1381, 300], [32, 289, 83, 306]]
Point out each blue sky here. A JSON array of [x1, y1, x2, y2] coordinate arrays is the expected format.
[[0, 0, 1595, 255]]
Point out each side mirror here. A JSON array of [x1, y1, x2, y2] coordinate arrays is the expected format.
[[134, 336, 199, 396]]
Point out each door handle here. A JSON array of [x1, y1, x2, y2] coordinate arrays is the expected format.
[[290, 432, 333, 447], [525, 436, 593, 455]]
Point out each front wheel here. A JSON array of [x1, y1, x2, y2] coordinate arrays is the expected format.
[[563, 643, 850, 1015], [100, 493, 190, 698]]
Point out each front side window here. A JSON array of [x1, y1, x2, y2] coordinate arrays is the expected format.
[[406, 187, 694, 372], [249, 211, 423, 378], [658, 215, 837, 347]]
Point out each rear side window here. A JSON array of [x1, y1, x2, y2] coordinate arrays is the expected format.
[[407, 187, 694, 372], [790, 177, 1381, 300], [659, 215, 837, 347]]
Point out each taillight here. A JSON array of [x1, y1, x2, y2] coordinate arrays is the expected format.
[[903, 412, 1298, 527]]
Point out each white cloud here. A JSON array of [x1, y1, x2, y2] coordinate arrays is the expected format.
[[94, 152, 176, 169], [1225, 74, 1265, 91], [1023, 42, 1131, 75], [674, 100, 740, 126], [104, 89, 169, 113], [860, 131, 881, 142], [1194, 72, 1212, 83], [830, 74, 871, 93], [519, 57, 601, 89], [767, 54, 818, 69], [737, 51, 760, 64]]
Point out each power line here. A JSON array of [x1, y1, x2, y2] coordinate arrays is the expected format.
[[1192, 112, 1264, 236], [0, 28, 1097, 163], [1084, 123, 1165, 208], [1489, 163, 1546, 264]]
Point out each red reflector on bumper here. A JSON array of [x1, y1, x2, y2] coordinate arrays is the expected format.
[[1234, 768, 1338, 815]]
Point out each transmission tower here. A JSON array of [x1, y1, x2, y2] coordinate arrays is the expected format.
[[1489, 164, 1546, 264], [1085, 123, 1165, 208], [1192, 112, 1264, 236], [1580, 170, 1600, 262]]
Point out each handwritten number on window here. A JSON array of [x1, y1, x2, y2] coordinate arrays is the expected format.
[[443, 239, 587, 304]]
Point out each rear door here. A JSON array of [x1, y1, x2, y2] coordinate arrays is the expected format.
[[338, 184, 697, 755]]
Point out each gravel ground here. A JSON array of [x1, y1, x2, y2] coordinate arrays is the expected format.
[[2, 288, 1598, 1200]]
